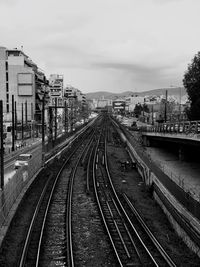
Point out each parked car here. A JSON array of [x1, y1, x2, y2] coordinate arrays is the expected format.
[[14, 153, 32, 169]]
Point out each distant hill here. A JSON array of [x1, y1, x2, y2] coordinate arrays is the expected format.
[[86, 87, 187, 100]]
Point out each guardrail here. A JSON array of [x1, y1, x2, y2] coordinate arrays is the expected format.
[[140, 120, 200, 135]]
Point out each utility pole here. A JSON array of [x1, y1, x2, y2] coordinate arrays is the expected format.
[[0, 100, 4, 189], [42, 94, 45, 166], [64, 101, 68, 134], [12, 95, 15, 151], [25, 100, 27, 125], [54, 98, 57, 142], [48, 107, 53, 147], [21, 103, 24, 141], [164, 90, 168, 122], [70, 99, 73, 132], [15, 101, 17, 141]]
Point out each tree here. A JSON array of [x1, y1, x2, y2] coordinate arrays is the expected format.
[[134, 104, 142, 117], [183, 51, 200, 120], [143, 103, 149, 113]]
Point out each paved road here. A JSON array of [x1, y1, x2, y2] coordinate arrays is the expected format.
[[3, 138, 42, 185]]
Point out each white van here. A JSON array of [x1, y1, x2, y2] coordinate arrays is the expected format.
[[14, 153, 32, 169]]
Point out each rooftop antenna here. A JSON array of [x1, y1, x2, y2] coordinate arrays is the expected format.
[[21, 45, 23, 51]]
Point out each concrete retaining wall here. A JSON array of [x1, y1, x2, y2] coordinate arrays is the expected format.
[[0, 147, 42, 229], [117, 128, 200, 257]]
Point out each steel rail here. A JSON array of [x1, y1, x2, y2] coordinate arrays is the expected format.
[[19, 138, 82, 267], [19, 175, 52, 267], [19, 127, 95, 267], [92, 130, 124, 267], [86, 143, 95, 193], [36, 132, 95, 267], [103, 128, 159, 265], [96, 127, 142, 265], [110, 116, 177, 266], [111, 196, 142, 262], [123, 193, 177, 267], [104, 122, 177, 266]]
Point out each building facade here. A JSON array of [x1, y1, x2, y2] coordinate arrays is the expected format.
[[0, 46, 49, 126], [49, 74, 64, 107]]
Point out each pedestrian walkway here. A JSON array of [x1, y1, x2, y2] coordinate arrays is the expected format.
[[146, 146, 200, 203]]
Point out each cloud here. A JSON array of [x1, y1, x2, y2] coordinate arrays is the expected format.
[[0, 0, 199, 93], [0, 0, 19, 5]]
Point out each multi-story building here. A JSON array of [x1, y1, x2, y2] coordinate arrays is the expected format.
[[49, 74, 64, 107], [125, 95, 145, 112], [64, 85, 77, 99], [64, 85, 86, 105], [113, 99, 126, 114], [0, 46, 49, 127]]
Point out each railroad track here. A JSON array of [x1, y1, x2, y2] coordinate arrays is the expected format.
[[92, 120, 177, 266], [18, 125, 96, 267]]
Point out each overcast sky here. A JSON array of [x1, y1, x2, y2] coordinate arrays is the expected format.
[[0, 0, 200, 93]]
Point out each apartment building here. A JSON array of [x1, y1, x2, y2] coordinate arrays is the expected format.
[[49, 74, 64, 107], [0, 46, 49, 125], [64, 85, 86, 105]]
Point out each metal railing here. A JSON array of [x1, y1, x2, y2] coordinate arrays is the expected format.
[[140, 120, 200, 135]]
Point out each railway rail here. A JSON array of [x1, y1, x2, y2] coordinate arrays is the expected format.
[[92, 118, 177, 266], [1, 113, 199, 266], [18, 122, 97, 267]]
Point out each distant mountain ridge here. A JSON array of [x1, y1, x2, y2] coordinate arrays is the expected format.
[[86, 87, 187, 100]]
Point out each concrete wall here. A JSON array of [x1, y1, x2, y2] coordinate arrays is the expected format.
[[117, 128, 200, 257], [0, 146, 42, 230]]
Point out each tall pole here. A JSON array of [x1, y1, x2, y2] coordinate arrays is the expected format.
[[71, 99, 73, 132], [31, 103, 33, 121], [21, 103, 24, 141], [64, 101, 67, 133], [25, 100, 27, 125], [179, 87, 181, 121], [42, 94, 45, 166], [31, 103, 34, 140], [12, 95, 15, 151], [164, 90, 168, 122], [15, 101, 17, 141], [49, 107, 53, 146], [54, 97, 57, 142], [0, 100, 4, 189]]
